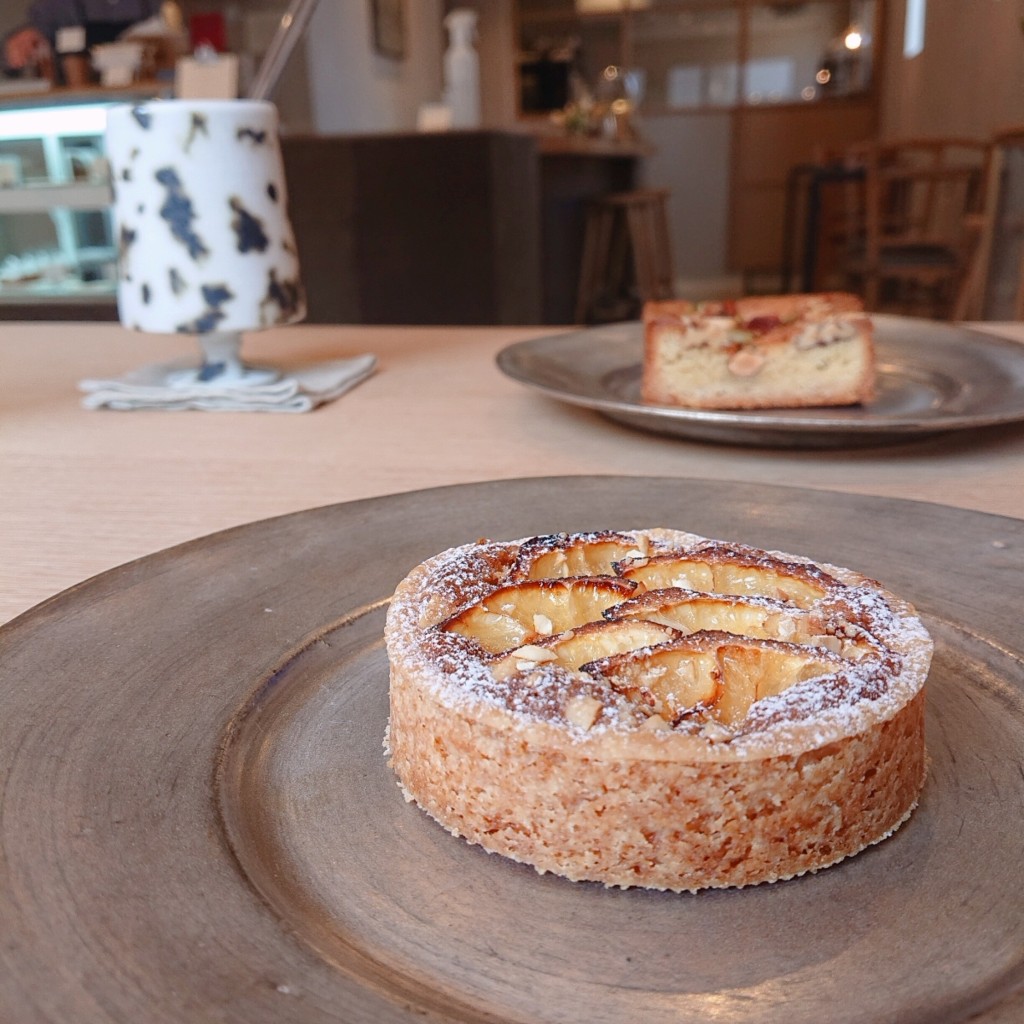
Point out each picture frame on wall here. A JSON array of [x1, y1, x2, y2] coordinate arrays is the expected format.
[[370, 0, 406, 59]]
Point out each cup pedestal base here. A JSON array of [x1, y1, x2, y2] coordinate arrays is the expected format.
[[164, 331, 279, 389]]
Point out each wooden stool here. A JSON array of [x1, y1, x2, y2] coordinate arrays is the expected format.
[[575, 188, 675, 324]]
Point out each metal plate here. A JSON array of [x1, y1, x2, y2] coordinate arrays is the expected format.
[[2, 477, 1023, 1023], [495, 316, 1024, 448]]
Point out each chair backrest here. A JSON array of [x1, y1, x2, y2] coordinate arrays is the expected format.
[[854, 138, 990, 254], [979, 125, 1024, 319], [829, 137, 991, 317]]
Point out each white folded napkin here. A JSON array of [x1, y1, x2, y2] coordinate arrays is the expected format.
[[79, 354, 377, 413]]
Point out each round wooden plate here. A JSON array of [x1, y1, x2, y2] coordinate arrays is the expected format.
[[2, 477, 1023, 1023]]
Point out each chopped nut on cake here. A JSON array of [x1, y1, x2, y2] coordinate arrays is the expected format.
[[641, 293, 875, 410]]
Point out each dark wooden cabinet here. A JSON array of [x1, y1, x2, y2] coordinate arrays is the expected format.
[[282, 131, 541, 325], [282, 129, 644, 325]]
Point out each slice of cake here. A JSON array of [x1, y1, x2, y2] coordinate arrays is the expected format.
[[384, 528, 932, 893], [641, 293, 875, 410]]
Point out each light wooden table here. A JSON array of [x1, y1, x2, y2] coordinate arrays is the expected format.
[[3, 319, 1024, 1024], [3, 320, 1024, 626]]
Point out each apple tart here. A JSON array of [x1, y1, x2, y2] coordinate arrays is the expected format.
[[384, 529, 932, 892]]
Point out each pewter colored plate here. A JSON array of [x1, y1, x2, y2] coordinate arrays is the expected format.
[[495, 315, 1024, 447], [2, 477, 1023, 1023]]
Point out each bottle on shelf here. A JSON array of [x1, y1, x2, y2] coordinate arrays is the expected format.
[[443, 8, 481, 129]]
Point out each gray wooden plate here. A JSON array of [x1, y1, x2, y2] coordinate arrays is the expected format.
[[495, 316, 1024, 447], [2, 477, 1023, 1023]]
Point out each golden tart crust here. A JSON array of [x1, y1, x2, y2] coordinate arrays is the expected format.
[[384, 529, 932, 892]]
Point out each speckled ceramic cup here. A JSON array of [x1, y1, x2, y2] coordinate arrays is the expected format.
[[105, 99, 305, 337]]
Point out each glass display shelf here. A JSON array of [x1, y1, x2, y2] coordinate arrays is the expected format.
[[0, 98, 124, 312]]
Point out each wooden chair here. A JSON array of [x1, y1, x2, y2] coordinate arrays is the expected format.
[[954, 125, 1024, 320], [575, 189, 675, 324], [840, 138, 991, 319]]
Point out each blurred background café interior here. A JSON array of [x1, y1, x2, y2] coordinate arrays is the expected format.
[[1, 0, 1021, 329]]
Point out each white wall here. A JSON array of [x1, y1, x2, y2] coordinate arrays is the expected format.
[[305, 0, 445, 135], [641, 112, 734, 288], [881, 0, 1024, 140]]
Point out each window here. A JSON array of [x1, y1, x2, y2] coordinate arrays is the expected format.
[[514, 0, 878, 115], [903, 0, 925, 58]]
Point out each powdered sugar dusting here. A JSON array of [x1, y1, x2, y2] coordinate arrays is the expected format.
[[384, 529, 933, 756]]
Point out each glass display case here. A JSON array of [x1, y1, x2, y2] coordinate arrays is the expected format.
[[0, 97, 132, 316]]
